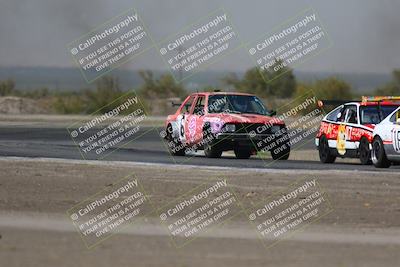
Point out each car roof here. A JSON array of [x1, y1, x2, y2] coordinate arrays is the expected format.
[[345, 101, 400, 107], [361, 101, 400, 106], [190, 92, 255, 97]]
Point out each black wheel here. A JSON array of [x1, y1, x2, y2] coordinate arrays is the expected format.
[[166, 125, 185, 156], [203, 126, 222, 158], [271, 143, 290, 160], [204, 142, 222, 158], [359, 137, 372, 165], [318, 135, 336, 163], [371, 136, 391, 168], [234, 148, 252, 159]]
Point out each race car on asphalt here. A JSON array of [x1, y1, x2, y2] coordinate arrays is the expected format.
[[315, 96, 400, 164], [371, 105, 400, 168], [163, 92, 291, 160]]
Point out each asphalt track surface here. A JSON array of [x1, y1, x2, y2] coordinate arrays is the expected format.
[[2, 125, 400, 267], [0, 125, 399, 172]]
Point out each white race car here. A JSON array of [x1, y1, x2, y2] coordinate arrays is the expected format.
[[371, 106, 400, 168]]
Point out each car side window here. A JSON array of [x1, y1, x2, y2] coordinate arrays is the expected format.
[[345, 106, 358, 124], [180, 96, 195, 114], [338, 107, 347, 122], [336, 105, 357, 124], [193, 96, 205, 116], [390, 110, 400, 124], [326, 106, 343, 122]]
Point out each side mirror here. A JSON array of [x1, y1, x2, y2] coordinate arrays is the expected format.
[[269, 110, 277, 116]]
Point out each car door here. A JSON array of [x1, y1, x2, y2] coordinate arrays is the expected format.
[[336, 105, 358, 155], [322, 105, 343, 139], [388, 110, 400, 158], [176, 95, 196, 144], [185, 95, 206, 145]]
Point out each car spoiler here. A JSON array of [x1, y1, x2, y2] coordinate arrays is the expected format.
[[361, 96, 400, 102], [318, 96, 400, 107]]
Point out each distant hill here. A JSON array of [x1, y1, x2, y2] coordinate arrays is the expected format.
[[0, 66, 391, 93], [294, 71, 391, 93]]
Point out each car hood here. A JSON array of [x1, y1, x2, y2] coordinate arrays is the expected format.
[[205, 113, 285, 125]]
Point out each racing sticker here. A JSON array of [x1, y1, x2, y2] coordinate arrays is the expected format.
[[392, 129, 400, 153], [188, 116, 197, 143], [336, 124, 346, 155], [177, 114, 186, 142]]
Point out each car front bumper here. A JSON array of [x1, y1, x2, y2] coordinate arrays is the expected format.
[[214, 132, 290, 152], [215, 132, 276, 141]]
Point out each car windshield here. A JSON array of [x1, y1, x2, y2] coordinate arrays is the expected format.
[[208, 95, 269, 115], [360, 105, 399, 124]]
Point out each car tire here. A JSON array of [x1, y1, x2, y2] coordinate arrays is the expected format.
[[359, 137, 372, 165], [234, 148, 252, 159], [166, 124, 185, 156], [203, 127, 222, 158], [371, 136, 391, 168], [318, 135, 336, 163], [271, 143, 290, 160], [204, 142, 222, 158]]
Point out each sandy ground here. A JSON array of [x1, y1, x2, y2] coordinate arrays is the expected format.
[[0, 157, 399, 267]]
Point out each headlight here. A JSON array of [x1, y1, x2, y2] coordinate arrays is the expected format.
[[224, 124, 236, 132], [270, 125, 281, 134]]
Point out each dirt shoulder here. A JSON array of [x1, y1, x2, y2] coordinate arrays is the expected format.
[[1, 157, 399, 227], [1, 157, 400, 267]]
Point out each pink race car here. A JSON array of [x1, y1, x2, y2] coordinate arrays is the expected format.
[[163, 92, 290, 160]]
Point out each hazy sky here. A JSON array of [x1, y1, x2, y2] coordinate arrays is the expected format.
[[0, 0, 399, 73]]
